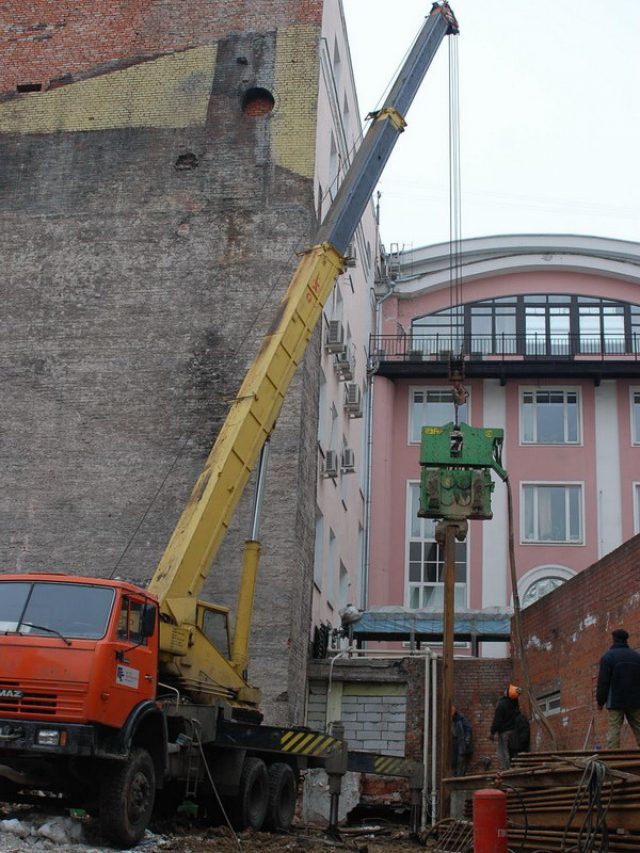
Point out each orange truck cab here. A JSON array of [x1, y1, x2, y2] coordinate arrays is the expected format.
[[0, 572, 166, 841]]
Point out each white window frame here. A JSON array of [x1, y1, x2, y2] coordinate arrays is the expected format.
[[405, 482, 468, 609], [537, 691, 562, 716], [634, 483, 640, 535], [408, 386, 470, 445], [520, 482, 584, 545], [520, 386, 581, 445], [631, 388, 640, 445]]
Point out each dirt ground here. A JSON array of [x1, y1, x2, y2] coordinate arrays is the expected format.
[[0, 807, 437, 853]]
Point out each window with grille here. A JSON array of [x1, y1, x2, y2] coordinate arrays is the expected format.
[[406, 483, 467, 608], [537, 691, 561, 716]]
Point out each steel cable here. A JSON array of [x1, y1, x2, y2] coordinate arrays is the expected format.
[[561, 758, 611, 853]]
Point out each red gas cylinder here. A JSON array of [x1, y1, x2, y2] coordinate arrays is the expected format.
[[473, 788, 508, 853]]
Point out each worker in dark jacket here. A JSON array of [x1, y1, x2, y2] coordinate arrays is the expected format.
[[490, 684, 522, 769], [596, 628, 640, 749], [451, 706, 473, 776]]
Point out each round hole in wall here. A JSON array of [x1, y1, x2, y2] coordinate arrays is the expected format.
[[241, 87, 275, 117], [175, 152, 198, 170]]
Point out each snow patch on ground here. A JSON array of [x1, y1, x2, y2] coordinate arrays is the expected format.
[[0, 813, 161, 853]]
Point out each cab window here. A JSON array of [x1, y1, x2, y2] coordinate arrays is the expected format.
[[117, 597, 147, 645]]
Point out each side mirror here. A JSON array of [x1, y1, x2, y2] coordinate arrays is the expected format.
[[141, 603, 157, 638]]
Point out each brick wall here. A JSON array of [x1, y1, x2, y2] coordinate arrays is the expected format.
[[0, 1, 323, 94], [514, 534, 640, 752], [0, 1, 325, 726], [404, 657, 513, 777]]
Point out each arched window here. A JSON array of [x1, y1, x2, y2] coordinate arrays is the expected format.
[[518, 565, 575, 608], [411, 295, 640, 357]]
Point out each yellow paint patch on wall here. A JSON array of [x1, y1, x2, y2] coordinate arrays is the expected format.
[[0, 45, 217, 134], [272, 25, 319, 180]]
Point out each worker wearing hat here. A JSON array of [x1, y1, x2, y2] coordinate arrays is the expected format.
[[596, 628, 640, 748], [490, 683, 523, 769]]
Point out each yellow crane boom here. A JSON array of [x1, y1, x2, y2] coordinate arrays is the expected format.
[[147, 3, 458, 703]]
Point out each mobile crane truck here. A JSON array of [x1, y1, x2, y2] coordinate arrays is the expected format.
[[0, 4, 458, 846]]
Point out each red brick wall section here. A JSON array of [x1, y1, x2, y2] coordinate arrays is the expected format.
[[0, 0, 323, 93], [514, 533, 640, 753], [404, 657, 513, 777]]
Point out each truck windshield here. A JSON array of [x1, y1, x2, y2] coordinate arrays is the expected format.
[[0, 581, 115, 640]]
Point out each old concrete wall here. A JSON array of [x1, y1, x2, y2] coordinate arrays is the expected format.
[[0, 2, 326, 725], [515, 534, 640, 752]]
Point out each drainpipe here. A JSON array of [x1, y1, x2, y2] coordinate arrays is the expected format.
[[420, 648, 439, 831], [363, 247, 396, 608], [431, 653, 438, 824], [421, 652, 430, 833]]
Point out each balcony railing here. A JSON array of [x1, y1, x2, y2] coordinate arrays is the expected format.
[[369, 333, 640, 364]]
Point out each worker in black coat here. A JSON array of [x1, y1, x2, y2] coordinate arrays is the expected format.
[[596, 628, 640, 749], [490, 684, 522, 769]]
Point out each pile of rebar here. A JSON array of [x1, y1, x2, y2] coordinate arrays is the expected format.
[[446, 749, 640, 852]]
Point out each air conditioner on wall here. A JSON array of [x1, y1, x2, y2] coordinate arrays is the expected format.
[[325, 320, 346, 353], [344, 383, 363, 418], [341, 447, 355, 473], [345, 241, 357, 268], [321, 449, 339, 478], [334, 350, 354, 381]]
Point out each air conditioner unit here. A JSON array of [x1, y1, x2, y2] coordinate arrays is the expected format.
[[321, 449, 339, 478], [344, 383, 363, 417], [345, 242, 357, 268], [341, 448, 355, 473], [334, 350, 354, 381], [325, 320, 346, 353]]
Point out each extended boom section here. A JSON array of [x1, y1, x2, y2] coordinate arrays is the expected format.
[[149, 4, 459, 688]]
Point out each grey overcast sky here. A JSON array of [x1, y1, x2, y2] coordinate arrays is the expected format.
[[342, 0, 640, 251]]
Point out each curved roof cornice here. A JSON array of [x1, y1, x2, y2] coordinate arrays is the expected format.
[[389, 234, 640, 297]]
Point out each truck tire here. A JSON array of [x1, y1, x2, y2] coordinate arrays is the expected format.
[[265, 762, 297, 831], [229, 756, 268, 830], [99, 748, 156, 847]]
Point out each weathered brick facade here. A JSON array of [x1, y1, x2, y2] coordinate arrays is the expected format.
[[515, 534, 640, 752], [0, 1, 328, 725], [0, 2, 322, 94]]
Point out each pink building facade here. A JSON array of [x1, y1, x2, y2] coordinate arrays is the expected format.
[[367, 235, 640, 653]]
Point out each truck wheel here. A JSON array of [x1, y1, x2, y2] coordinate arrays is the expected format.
[[99, 748, 156, 847], [230, 757, 268, 830], [265, 762, 297, 831]]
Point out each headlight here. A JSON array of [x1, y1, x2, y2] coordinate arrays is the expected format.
[[36, 729, 62, 746]]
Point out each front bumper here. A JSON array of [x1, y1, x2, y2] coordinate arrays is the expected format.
[[0, 719, 97, 757]]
